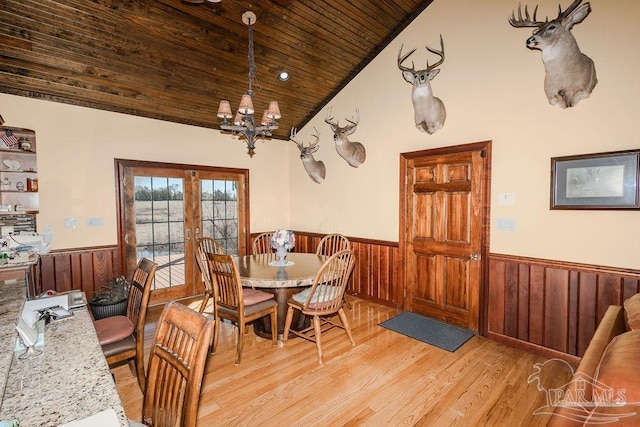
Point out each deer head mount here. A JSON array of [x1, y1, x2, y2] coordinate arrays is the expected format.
[[509, 0, 597, 108], [324, 108, 366, 168], [290, 127, 326, 184], [398, 35, 447, 135]]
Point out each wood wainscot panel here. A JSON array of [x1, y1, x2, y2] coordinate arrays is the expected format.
[[488, 253, 640, 365], [37, 246, 121, 299], [252, 231, 401, 309]]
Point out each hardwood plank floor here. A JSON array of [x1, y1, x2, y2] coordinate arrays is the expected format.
[[113, 297, 559, 426]]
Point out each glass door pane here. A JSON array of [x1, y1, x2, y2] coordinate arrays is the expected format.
[[134, 176, 185, 290], [200, 178, 239, 254]]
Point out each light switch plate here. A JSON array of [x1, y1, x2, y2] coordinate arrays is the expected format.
[[498, 192, 516, 205], [497, 218, 516, 231], [63, 217, 77, 229], [87, 217, 104, 227]]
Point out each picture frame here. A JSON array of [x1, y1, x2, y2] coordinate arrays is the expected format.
[[551, 149, 640, 210]]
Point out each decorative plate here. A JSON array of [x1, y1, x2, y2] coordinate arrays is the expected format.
[[2, 159, 21, 170]]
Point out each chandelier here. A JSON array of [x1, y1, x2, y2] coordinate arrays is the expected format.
[[217, 11, 281, 157]]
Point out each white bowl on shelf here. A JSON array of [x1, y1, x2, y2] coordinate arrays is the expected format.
[[2, 159, 21, 170]]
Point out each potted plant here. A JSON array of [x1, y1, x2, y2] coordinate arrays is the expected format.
[[89, 275, 131, 320]]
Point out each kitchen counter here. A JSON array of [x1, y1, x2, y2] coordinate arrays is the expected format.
[[0, 280, 26, 403], [0, 279, 129, 426]]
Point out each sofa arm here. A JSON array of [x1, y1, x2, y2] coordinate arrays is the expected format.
[[574, 305, 625, 379], [547, 305, 626, 427]]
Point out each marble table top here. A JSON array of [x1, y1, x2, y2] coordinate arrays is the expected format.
[[0, 308, 129, 426], [235, 252, 327, 288]]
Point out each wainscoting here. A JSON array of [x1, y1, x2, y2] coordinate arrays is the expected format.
[[37, 246, 121, 299], [488, 253, 640, 365], [37, 233, 402, 309], [35, 241, 640, 365]]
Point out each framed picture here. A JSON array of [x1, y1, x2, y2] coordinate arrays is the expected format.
[[551, 149, 640, 210]]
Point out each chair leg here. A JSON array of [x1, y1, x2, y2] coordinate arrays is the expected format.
[[235, 321, 244, 365], [209, 319, 218, 354], [338, 308, 356, 346], [198, 293, 210, 314], [212, 307, 220, 353], [129, 357, 145, 392], [270, 307, 278, 345], [313, 315, 323, 364], [211, 316, 222, 353], [283, 306, 294, 343]]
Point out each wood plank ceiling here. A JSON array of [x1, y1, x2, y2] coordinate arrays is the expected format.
[[0, 0, 434, 145]]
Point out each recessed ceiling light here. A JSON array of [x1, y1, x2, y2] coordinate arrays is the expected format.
[[278, 71, 290, 82]]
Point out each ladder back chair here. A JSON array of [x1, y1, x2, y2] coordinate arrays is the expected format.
[[137, 301, 214, 427], [252, 232, 274, 255], [207, 253, 278, 364], [316, 233, 352, 309], [283, 249, 356, 364], [195, 237, 225, 313], [94, 257, 157, 391]]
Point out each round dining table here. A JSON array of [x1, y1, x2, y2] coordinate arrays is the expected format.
[[235, 252, 327, 339]]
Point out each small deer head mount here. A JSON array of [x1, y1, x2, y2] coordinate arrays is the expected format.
[[324, 107, 366, 168], [290, 127, 326, 184], [398, 35, 447, 135], [509, 0, 597, 108]]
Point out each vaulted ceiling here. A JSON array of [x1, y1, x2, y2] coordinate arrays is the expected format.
[[0, 0, 434, 141]]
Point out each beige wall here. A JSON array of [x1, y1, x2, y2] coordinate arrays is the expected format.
[[2, 0, 639, 269], [289, 0, 640, 270], [0, 94, 291, 249]]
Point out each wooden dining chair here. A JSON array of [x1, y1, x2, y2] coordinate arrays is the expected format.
[[252, 232, 274, 254], [316, 233, 352, 309], [94, 257, 157, 391], [207, 253, 278, 364], [195, 237, 225, 314], [315, 233, 351, 257], [283, 249, 356, 364], [132, 301, 214, 427]]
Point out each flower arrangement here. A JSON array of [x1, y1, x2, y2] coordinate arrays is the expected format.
[[271, 229, 295, 250]]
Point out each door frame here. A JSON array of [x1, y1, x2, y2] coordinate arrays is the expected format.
[[398, 141, 491, 335], [114, 159, 251, 304]]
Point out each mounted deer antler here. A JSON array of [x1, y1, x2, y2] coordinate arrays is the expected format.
[[290, 127, 326, 184], [509, 0, 597, 108], [324, 107, 366, 168], [398, 35, 447, 134]]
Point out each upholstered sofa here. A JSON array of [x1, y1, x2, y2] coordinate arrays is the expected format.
[[547, 294, 640, 426]]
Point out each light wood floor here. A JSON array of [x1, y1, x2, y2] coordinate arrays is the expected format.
[[113, 297, 559, 426]]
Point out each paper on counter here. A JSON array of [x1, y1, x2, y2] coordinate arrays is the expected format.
[[58, 408, 121, 427]]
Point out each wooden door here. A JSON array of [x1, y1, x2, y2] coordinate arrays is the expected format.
[[400, 142, 491, 332], [116, 160, 249, 306]]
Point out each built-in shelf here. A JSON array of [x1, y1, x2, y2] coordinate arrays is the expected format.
[[0, 127, 38, 214]]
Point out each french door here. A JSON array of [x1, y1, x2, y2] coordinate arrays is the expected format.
[[116, 160, 249, 306]]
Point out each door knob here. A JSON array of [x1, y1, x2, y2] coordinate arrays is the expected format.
[[469, 253, 480, 261]]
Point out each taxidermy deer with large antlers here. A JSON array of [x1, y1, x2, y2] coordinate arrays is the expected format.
[[324, 108, 366, 168], [290, 127, 326, 184], [397, 35, 446, 134], [509, 0, 597, 108]]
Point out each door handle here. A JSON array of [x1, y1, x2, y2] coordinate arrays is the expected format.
[[469, 253, 480, 261], [185, 228, 191, 242]]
